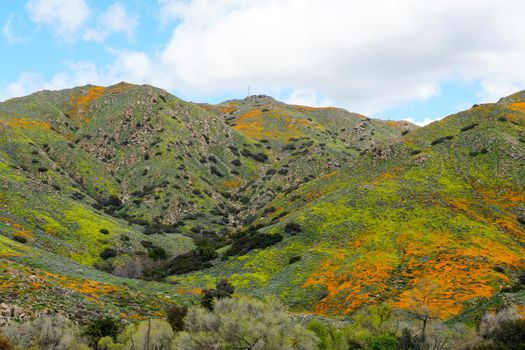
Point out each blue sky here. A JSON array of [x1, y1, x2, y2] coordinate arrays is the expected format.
[[2, 1, 525, 126]]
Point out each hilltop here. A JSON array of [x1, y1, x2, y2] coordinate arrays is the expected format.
[[0, 82, 524, 324]]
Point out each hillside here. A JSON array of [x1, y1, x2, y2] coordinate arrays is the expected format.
[[0, 83, 524, 323]]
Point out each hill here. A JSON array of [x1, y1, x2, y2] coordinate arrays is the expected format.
[[1, 83, 524, 323]]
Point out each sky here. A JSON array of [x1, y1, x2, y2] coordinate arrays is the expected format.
[[2, 0, 525, 126]]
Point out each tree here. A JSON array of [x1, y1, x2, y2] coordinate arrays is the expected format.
[[200, 278, 235, 311], [84, 317, 120, 346], [98, 319, 174, 350], [404, 280, 441, 340], [307, 320, 347, 350], [397, 328, 422, 350], [350, 302, 395, 336], [478, 306, 519, 338], [174, 296, 318, 350], [486, 319, 525, 349], [167, 305, 188, 332]]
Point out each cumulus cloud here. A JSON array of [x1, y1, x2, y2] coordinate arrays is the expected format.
[[285, 89, 333, 107], [7, 0, 525, 120], [25, 0, 90, 39], [83, 3, 138, 42], [153, 0, 525, 114], [0, 62, 104, 101]]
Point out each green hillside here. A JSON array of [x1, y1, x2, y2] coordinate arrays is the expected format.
[[1, 83, 524, 324]]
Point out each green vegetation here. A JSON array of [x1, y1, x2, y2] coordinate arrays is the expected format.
[[0, 83, 525, 348]]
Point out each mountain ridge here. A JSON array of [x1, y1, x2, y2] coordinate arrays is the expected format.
[[0, 82, 524, 323]]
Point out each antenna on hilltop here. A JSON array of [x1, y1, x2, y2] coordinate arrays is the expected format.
[[247, 85, 250, 97]]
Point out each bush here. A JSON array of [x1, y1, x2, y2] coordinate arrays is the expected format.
[[289, 256, 301, 264], [223, 232, 283, 257], [0, 334, 14, 350], [99, 319, 173, 350], [13, 235, 27, 244], [201, 279, 235, 311], [517, 216, 525, 225], [210, 165, 223, 177], [307, 319, 349, 349], [99, 228, 110, 235], [242, 148, 269, 162], [518, 272, 525, 285], [100, 248, 118, 260], [252, 152, 269, 162], [84, 317, 120, 344], [284, 222, 302, 235], [3, 315, 90, 350], [397, 328, 422, 350], [431, 135, 454, 145], [144, 223, 181, 235], [167, 305, 188, 332], [488, 319, 525, 350], [164, 242, 218, 276], [366, 334, 398, 350], [461, 123, 479, 132], [141, 240, 154, 248], [148, 246, 168, 261], [174, 296, 318, 349]]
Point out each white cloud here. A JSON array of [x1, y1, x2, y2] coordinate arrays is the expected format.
[[2, 14, 22, 44], [7, 0, 525, 122], [0, 62, 104, 102], [406, 116, 443, 127], [25, 0, 90, 40], [152, 0, 525, 115], [83, 3, 138, 42], [285, 89, 333, 107]]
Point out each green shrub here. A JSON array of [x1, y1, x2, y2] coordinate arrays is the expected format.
[[487, 319, 525, 349], [100, 248, 117, 260], [148, 246, 168, 261], [141, 240, 154, 248], [163, 241, 218, 276], [201, 279, 235, 311], [366, 334, 397, 350], [13, 235, 27, 244], [99, 228, 110, 235], [284, 222, 302, 235], [174, 296, 318, 349], [4, 315, 89, 350], [289, 256, 301, 264], [98, 319, 173, 350], [461, 123, 479, 132], [84, 317, 120, 344], [223, 232, 283, 257], [397, 328, 422, 350], [167, 305, 188, 332], [431, 135, 454, 145]]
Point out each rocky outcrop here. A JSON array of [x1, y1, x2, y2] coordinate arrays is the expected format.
[[0, 303, 29, 325]]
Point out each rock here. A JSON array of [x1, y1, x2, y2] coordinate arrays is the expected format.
[[0, 303, 28, 325]]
